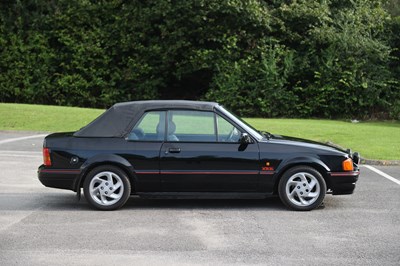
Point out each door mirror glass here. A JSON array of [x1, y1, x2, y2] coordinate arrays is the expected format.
[[240, 133, 251, 144]]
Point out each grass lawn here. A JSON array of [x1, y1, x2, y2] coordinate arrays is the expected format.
[[0, 103, 399, 160], [246, 118, 400, 160], [0, 103, 104, 132]]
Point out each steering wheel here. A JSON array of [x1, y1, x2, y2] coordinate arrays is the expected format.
[[227, 127, 239, 142]]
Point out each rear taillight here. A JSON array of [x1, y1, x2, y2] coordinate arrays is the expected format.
[[43, 148, 51, 166]]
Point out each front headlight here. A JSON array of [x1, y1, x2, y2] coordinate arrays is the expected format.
[[352, 152, 360, 164]]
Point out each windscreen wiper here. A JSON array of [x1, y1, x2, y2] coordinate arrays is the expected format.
[[260, 131, 272, 139]]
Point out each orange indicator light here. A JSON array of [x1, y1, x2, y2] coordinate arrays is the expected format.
[[342, 158, 354, 171]]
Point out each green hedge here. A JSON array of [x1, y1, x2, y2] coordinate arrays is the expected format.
[[0, 0, 399, 119]]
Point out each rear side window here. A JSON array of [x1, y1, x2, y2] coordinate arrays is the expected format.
[[127, 111, 165, 141]]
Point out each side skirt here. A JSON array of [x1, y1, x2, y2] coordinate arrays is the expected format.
[[136, 192, 273, 199]]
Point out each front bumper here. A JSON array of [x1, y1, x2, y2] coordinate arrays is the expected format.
[[329, 171, 360, 195], [38, 165, 80, 191]]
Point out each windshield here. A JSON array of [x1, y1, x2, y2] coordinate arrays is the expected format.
[[217, 106, 264, 140]]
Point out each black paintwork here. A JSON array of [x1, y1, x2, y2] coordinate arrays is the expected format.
[[38, 100, 360, 198]]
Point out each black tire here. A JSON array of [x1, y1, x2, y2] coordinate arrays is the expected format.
[[278, 166, 326, 211], [83, 165, 131, 210]]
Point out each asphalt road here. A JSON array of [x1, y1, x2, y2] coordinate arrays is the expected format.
[[0, 132, 399, 265]]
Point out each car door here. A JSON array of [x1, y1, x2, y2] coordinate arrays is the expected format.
[[159, 110, 260, 192]]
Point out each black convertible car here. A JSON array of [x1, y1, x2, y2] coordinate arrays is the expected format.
[[38, 100, 360, 211]]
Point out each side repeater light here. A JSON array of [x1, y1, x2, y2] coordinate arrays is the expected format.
[[43, 148, 52, 166], [342, 158, 354, 171]]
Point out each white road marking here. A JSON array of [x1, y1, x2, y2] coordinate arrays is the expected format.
[[0, 150, 42, 158], [0, 154, 40, 158], [0, 150, 42, 155], [363, 165, 400, 186], [0, 134, 47, 145]]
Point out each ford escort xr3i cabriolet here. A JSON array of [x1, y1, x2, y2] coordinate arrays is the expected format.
[[38, 100, 360, 211]]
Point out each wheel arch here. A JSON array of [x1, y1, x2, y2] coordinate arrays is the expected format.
[[74, 154, 137, 194], [273, 157, 332, 194]]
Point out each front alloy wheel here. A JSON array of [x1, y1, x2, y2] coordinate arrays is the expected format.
[[278, 166, 326, 211], [83, 165, 131, 210]]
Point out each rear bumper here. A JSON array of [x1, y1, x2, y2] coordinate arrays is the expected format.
[[38, 165, 80, 191], [329, 171, 360, 195]]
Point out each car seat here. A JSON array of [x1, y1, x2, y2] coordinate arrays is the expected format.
[[167, 121, 179, 141]]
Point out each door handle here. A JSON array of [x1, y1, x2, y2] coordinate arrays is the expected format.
[[168, 148, 181, 153]]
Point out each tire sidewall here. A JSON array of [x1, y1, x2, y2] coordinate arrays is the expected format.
[[83, 165, 131, 210], [278, 166, 326, 211]]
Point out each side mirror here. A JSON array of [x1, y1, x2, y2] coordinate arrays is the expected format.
[[240, 133, 251, 144]]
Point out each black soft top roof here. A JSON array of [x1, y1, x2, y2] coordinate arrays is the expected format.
[[73, 100, 219, 137]]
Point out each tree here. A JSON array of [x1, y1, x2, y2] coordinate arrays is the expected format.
[[0, 0, 398, 119]]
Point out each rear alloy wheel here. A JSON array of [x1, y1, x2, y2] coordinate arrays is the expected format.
[[83, 165, 131, 210], [278, 166, 326, 211]]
